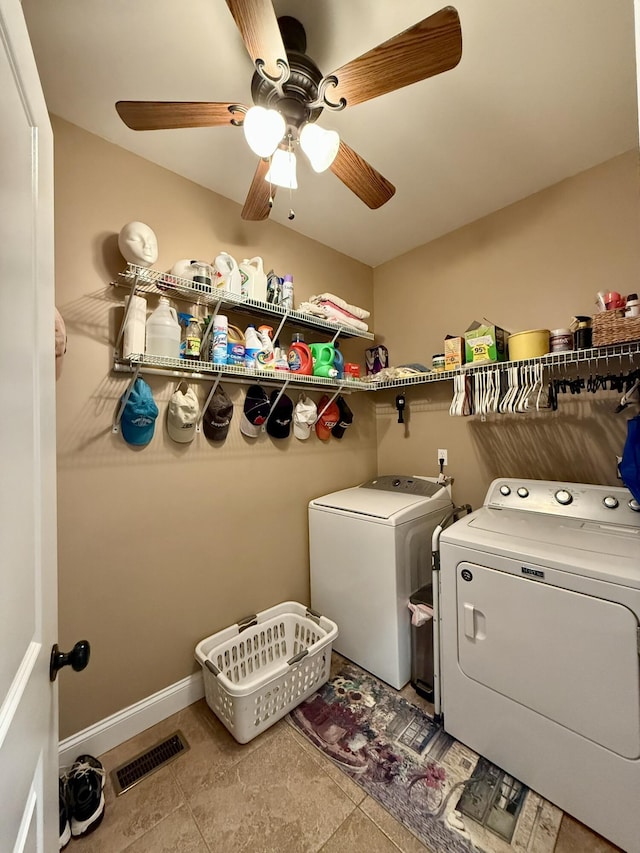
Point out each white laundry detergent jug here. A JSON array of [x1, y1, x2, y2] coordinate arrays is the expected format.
[[213, 252, 242, 297], [145, 297, 180, 358], [239, 257, 268, 302]]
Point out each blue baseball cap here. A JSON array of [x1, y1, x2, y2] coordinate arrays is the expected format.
[[120, 378, 158, 446]]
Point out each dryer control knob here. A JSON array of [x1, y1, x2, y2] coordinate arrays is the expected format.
[[629, 499, 640, 513], [603, 496, 619, 509], [500, 485, 511, 496], [555, 489, 573, 505], [517, 487, 529, 498]]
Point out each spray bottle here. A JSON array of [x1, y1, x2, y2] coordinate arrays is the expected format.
[[256, 325, 275, 369]]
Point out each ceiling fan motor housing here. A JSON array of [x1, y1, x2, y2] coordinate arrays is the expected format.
[[251, 18, 324, 131]]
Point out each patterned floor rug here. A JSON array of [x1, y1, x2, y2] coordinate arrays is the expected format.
[[288, 662, 563, 853]]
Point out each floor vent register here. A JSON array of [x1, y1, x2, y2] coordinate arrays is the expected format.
[[111, 731, 190, 795]]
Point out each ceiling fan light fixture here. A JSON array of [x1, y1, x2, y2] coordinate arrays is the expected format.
[[265, 149, 298, 189], [243, 106, 286, 157], [299, 123, 340, 173]]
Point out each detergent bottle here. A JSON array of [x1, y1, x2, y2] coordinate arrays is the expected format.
[[310, 342, 338, 379], [256, 325, 275, 369], [273, 339, 290, 371], [333, 340, 345, 379], [244, 324, 262, 369], [288, 333, 313, 375], [226, 325, 246, 366], [213, 252, 242, 296], [239, 257, 268, 302]]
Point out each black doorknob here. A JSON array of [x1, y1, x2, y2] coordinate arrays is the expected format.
[[49, 640, 90, 682]]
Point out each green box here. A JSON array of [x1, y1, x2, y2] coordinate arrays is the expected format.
[[464, 321, 510, 364]]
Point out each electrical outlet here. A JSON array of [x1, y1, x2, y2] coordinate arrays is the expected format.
[[438, 448, 448, 466]]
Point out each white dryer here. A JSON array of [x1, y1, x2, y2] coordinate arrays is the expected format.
[[438, 478, 640, 853], [309, 475, 452, 689]]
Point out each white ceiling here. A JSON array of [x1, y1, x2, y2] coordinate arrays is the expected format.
[[23, 0, 638, 267]]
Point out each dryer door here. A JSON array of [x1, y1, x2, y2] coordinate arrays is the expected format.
[[456, 562, 640, 758]]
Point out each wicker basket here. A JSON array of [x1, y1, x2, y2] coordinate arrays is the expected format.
[[592, 311, 640, 347]]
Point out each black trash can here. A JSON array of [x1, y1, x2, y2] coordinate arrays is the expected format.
[[409, 583, 434, 702]]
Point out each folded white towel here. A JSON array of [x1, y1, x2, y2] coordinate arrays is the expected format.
[[310, 292, 370, 320]]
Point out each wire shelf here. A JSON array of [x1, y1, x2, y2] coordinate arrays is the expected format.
[[113, 355, 369, 392], [367, 341, 640, 389], [114, 263, 374, 341]]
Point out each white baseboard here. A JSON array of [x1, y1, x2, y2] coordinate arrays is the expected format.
[[58, 671, 204, 769]]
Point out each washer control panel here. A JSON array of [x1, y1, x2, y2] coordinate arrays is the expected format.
[[487, 479, 640, 526], [363, 475, 442, 498]]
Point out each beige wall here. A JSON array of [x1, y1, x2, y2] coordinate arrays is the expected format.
[[374, 151, 640, 511], [53, 117, 377, 739], [55, 115, 639, 739]]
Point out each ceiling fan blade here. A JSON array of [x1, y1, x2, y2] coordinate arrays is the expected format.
[[241, 158, 275, 221], [330, 141, 395, 209], [326, 6, 462, 108], [225, 0, 287, 79], [116, 101, 245, 131]]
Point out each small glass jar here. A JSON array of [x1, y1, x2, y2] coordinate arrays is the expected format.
[[432, 353, 446, 372], [574, 317, 592, 350], [549, 328, 573, 353]]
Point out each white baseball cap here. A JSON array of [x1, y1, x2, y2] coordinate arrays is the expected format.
[[167, 383, 199, 443], [293, 394, 317, 440]]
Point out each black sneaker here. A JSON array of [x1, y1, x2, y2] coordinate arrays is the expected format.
[[68, 754, 106, 838], [59, 777, 71, 850]]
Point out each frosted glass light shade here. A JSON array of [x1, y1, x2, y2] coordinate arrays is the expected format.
[[243, 106, 286, 158], [300, 123, 340, 172], [265, 149, 298, 189]]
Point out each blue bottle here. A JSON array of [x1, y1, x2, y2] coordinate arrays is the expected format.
[[333, 341, 344, 379]]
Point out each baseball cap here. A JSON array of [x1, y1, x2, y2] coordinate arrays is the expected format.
[[266, 391, 293, 439], [332, 396, 353, 439], [315, 395, 340, 441], [202, 384, 233, 441], [167, 382, 198, 443], [120, 378, 158, 446], [240, 385, 270, 438], [293, 394, 317, 440]]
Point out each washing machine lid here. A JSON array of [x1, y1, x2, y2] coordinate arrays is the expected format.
[[441, 506, 640, 587], [309, 477, 452, 525]]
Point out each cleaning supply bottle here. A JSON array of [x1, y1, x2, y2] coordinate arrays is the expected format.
[[288, 333, 313, 375], [145, 296, 180, 358], [213, 252, 242, 296], [256, 325, 275, 369], [184, 316, 202, 361], [244, 324, 262, 369], [273, 339, 290, 371], [310, 342, 338, 378], [281, 274, 294, 310], [333, 340, 344, 379], [226, 325, 246, 366], [178, 312, 192, 359], [239, 257, 268, 302], [212, 314, 228, 365]]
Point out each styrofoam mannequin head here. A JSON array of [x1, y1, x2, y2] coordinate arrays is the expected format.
[[118, 221, 158, 267]]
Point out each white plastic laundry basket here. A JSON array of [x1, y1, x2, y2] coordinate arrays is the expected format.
[[195, 601, 338, 744]]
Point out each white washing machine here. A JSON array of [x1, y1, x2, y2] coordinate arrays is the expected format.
[[309, 475, 452, 689], [438, 478, 640, 853]]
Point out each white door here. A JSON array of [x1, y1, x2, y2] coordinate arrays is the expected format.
[[0, 1, 58, 851], [456, 562, 640, 758]]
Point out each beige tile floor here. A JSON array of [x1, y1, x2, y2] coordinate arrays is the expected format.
[[69, 656, 621, 853]]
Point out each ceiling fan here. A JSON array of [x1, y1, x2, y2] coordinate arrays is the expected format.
[[116, 1, 462, 222]]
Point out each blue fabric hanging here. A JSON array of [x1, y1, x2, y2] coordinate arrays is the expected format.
[[620, 414, 640, 503]]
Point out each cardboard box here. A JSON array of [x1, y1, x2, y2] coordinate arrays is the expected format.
[[444, 336, 465, 370], [464, 320, 510, 364]]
